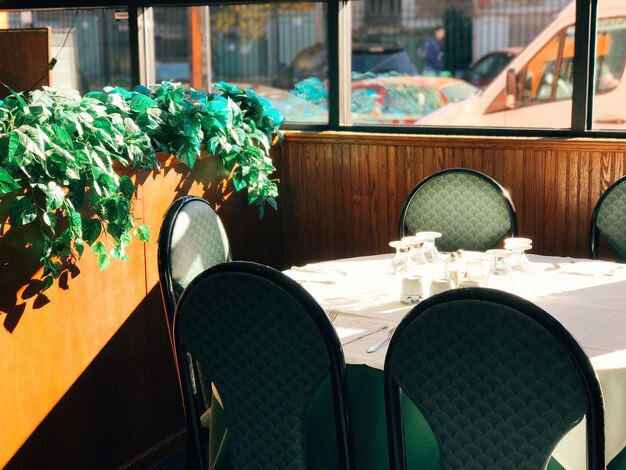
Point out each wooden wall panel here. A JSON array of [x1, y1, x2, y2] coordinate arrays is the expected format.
[[279, 132, 626, 267]]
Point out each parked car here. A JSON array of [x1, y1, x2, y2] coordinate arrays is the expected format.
[[246, 75, 478, 124], [351, 76, 478, 124], [420, 0, 626, 129], [274, 42, 418, 89], [464, 47, 522, 88]]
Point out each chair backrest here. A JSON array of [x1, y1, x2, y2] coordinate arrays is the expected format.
[[589, 175, 626, 260], [157, 196, 231, 338], [398, 168, 518, 252], [384, 288, 604, 470], [174, 261, 353, 470]]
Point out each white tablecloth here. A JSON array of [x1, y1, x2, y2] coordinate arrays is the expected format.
[[286, 254, 626, 468]]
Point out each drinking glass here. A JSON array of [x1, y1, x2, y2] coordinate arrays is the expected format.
[[402, 236, 429, 274], [388, 240, 415, 276], [416, 231, 443, 264], [504, 238, 533, 279], [485, 249, 515, 292]]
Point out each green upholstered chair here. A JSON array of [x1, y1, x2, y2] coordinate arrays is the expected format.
[[174, 261, 354, 470], [384, 288, 605, 470], [398, 169, 518, 252], [158, 196, 231, 341], [590, 175, 626, 260], [157, 196, 231, 436]]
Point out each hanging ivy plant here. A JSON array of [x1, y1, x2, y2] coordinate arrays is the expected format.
[[0, 82, 283, 290]]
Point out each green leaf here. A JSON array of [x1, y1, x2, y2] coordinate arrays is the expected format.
[[92, 241, 107, 255], [111, 244, 128, 261], [9, 196, 38, 226], [5, 132, 20, 161], [133, 85, 151, 95], [41, 211, 57, 233], [118, 176, 135, 199], [69, 210, 82, 237], [0, 167, 21, 195], [97, 253, 111, 270], [41, 275, 54, 292], [130, 93, 157, 113], [267, 196, 278, 211], [16, 128, 44, 158], [84, 91, 108, 103], [74, 238, 85, 257], [134, 224, 150, 242], [45, 181, 65, 211]]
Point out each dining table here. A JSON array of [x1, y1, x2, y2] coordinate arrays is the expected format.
[[208, 252, 626, 470]]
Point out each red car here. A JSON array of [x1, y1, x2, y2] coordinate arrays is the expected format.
[[351, 76, 478, 124]]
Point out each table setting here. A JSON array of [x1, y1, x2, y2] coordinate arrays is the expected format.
[[284, 232, 626, 469]]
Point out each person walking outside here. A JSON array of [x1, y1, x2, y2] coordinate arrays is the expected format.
[[422, 26, 445, 76]]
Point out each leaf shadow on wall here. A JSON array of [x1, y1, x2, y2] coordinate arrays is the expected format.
[[0, 221, 52, 332]]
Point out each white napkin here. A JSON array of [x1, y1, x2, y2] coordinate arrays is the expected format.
[[284, 265, 347, 284], [558, 261, 624, 276], [333, 318, 387, 343]]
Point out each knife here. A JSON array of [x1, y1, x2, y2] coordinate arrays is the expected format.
[[341, 325, 389, 346]]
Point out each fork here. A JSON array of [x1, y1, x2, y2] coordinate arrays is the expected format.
[[327, 308, 340, 322]]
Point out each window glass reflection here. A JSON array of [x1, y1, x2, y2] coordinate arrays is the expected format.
[[152, 3, 329, 124], [593, 15, 626, 130], [0, 9, 131, 93], [351, 0, 579, 128]]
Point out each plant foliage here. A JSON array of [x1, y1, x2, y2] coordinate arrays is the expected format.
[[0, 82, 283, 290]]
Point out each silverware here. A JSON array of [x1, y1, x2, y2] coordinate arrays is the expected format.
[[327, 308, 340, 323], [341, 325, 388, 346], [367, 326, 397, 353]]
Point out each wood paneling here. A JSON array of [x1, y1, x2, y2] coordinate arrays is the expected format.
[[279, 132, 626, 267]]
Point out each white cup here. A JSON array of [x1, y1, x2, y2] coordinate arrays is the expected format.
[[458, 280, 481, 288], [429, 278, 453, 296], [401, 276, 429, 304], [465, 258, 490, 286]]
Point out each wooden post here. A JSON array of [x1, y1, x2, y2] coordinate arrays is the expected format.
[[189, 7, 203, 89]]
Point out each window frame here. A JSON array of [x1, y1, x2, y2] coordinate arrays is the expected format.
[[0, 0, 621, 138]]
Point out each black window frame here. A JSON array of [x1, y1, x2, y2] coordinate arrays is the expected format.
[[0, 0, 621, 138]]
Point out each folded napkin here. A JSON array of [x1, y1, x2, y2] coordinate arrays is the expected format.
[[558, 261, 624, 276], [284, 265, 347, 284]]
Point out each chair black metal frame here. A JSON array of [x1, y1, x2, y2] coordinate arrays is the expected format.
[[384, 287, 605, 470], [173, 261, 354, 470], [157, 195, 232, 345], [398, 168, 518, 242], [589, 174, 626, 259]]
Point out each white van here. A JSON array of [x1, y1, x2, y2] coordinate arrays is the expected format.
[[419, 0, 626, 129]]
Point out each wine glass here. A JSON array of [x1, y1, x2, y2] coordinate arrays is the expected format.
[[485, 249, 515, 292], [388, 240, 415, 276], [402, 235, 429, 271], [505, 238, 533, 277], [415, 231, 443, 264]]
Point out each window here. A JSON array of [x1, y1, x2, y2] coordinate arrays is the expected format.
[[593, 16, 626, 130], [1, 8, 132, 93], [151, 3, 328, 124], [0, 0, 623, 136]]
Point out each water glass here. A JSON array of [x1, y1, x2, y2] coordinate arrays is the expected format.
[[485, 249, 516, 292], [388, 240, 414, 276]]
